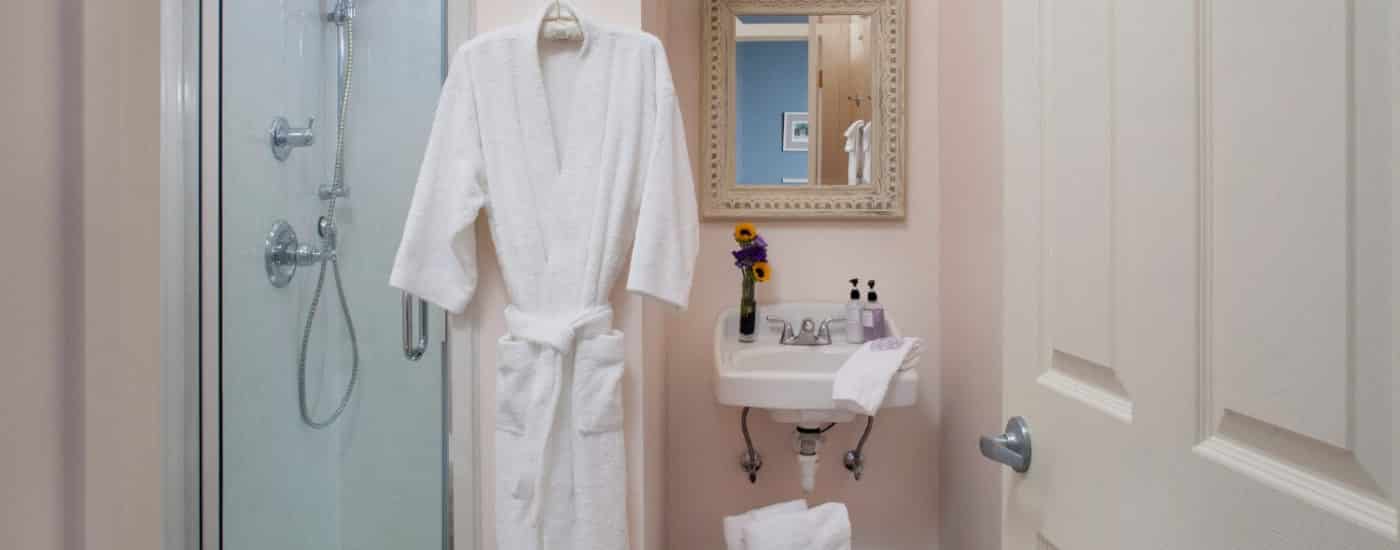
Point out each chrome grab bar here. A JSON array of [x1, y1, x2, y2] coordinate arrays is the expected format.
[[402, 292, 428, 361]]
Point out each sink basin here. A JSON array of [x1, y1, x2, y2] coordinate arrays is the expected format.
[[713, 302, 919, 421]]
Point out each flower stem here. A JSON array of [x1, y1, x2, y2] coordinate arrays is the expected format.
[[739, 268, 757, 342]]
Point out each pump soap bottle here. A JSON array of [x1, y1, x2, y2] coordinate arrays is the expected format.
[[845, 278, 865, 344], [862, 280, 887, 341]]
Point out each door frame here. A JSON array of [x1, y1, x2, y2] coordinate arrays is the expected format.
[[159, 0, 202, 549], [160, 1, 481, 548]]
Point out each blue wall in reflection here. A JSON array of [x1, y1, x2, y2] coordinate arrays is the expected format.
[[736, 40, 808, 184]]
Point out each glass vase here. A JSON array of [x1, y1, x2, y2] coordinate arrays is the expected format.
[[738, 271, 757, 342]]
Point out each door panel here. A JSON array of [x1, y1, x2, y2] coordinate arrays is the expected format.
[[1197, 1, 1394, 537], [1003, 0, 1397, 548], [1003, 2, 1131, 548], [1041, 0, 1132, 423], [1206, 1, 1351, 451]]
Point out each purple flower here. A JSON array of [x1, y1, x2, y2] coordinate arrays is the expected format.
[[732, 244, 768, 266]]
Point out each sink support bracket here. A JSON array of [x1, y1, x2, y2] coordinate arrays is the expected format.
[[740, 407, 763, 483], [843, 415, 875, 480]]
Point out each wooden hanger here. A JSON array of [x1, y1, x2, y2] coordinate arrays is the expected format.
[[542, 1, 584, 41]]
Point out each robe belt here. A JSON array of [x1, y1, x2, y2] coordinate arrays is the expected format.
[[504, 305, 614, 355], [502, 304, 615, 528]]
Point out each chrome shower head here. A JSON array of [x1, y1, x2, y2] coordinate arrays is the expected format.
[[327, 0, 355, 25]]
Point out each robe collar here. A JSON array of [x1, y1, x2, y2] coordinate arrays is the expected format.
[[511, 2, 606, 268], [519, 1, 601, 179]]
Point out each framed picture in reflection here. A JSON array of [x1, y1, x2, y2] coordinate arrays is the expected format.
[[782, 112, 809, 152]]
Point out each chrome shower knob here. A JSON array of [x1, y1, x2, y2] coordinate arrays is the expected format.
[[264, 220, 334, 288], [265, 220, 300, 287], [269, 116, 315, 161]]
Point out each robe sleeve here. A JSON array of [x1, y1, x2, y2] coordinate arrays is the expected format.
[[389, 48, 486, 315], [626, 42, 700, 310]]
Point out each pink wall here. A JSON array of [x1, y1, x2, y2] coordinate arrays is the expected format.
[[0, 3, 85, 548], [937, 1, 1004, 549], [662, 2, 943, 548], [1, 1, 164, 549]]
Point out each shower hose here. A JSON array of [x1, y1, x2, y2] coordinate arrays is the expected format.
[[298, 14, 358, 429]]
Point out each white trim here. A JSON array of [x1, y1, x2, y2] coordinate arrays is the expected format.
[[448, 314, 481, 550], [1194, 436, 1398, 540], [448, 0, 476, 52], [445, 7, 481, 549], [199, 0, 220, 547], [736, 20, 810, 41], [160, 0, 201, 549]]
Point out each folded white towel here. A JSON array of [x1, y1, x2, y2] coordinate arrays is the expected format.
[[743, 502, 852, 550], [724, 499, 809, 550], [832, 337, 923, 416]]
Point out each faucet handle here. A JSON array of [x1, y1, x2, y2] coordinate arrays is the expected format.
[[816, 318, 841, 345], [766, 316, 796, 343]]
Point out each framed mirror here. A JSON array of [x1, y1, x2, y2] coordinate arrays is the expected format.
[[701, 0, 906, 219]]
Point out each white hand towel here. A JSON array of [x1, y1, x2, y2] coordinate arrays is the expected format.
[[724, 499, 809, 550], [832, 337, 924, 416], [859, 121, 873, 184], [843, 120, 865, 186], [743, 502, 852, 550]]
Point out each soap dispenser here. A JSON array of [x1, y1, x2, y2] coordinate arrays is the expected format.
[[845, 278, 865, 344], [862, 280, 887, 341]]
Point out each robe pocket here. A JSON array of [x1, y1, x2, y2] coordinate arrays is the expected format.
[[495, 336, 535, 436], [572, 331, 625, 435]]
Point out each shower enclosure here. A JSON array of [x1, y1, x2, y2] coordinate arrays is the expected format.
[[218, 1, 454, 548]]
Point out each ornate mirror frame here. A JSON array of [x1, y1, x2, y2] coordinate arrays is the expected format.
[[701, 0, 907, 220]]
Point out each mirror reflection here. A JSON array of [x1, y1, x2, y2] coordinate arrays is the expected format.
[[734, 14, 874, 186]]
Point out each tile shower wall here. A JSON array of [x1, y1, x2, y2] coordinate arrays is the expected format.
[[220, 2, 445, 549]]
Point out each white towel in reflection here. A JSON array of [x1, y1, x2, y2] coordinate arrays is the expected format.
[[742, 502, 852, 550], [859, 121, 873, 185], [843, 121, 865, 186], [724, 499, 809, 550], [832, 336, 923, 416]]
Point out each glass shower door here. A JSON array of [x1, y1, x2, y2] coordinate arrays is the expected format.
[[220, 2, 449, 549]]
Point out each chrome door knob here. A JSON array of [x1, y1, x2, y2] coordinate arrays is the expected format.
[[979, 417, 1032, 473]]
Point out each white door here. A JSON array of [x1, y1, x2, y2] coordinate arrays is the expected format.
[[998, 1, 1398, 548]]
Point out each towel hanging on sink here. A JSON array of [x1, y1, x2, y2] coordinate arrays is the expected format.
[[832, 337, 924, 416]]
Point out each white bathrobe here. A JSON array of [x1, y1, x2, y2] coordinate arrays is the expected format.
[[389, 5, 698, 549]]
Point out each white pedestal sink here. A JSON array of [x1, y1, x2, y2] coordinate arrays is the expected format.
[[713, 302, 919, 423], [714, 302, 921, 491]]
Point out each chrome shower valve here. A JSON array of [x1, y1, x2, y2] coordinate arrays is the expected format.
[[264, 220, 336, 288], [269, 116, 315, 161]]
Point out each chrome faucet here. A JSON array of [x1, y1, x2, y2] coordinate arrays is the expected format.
[[767, 316, 842, 346]]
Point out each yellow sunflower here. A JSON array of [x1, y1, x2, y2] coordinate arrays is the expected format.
[[751, 261, 773, 282], [734, 222, 758, 243]]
